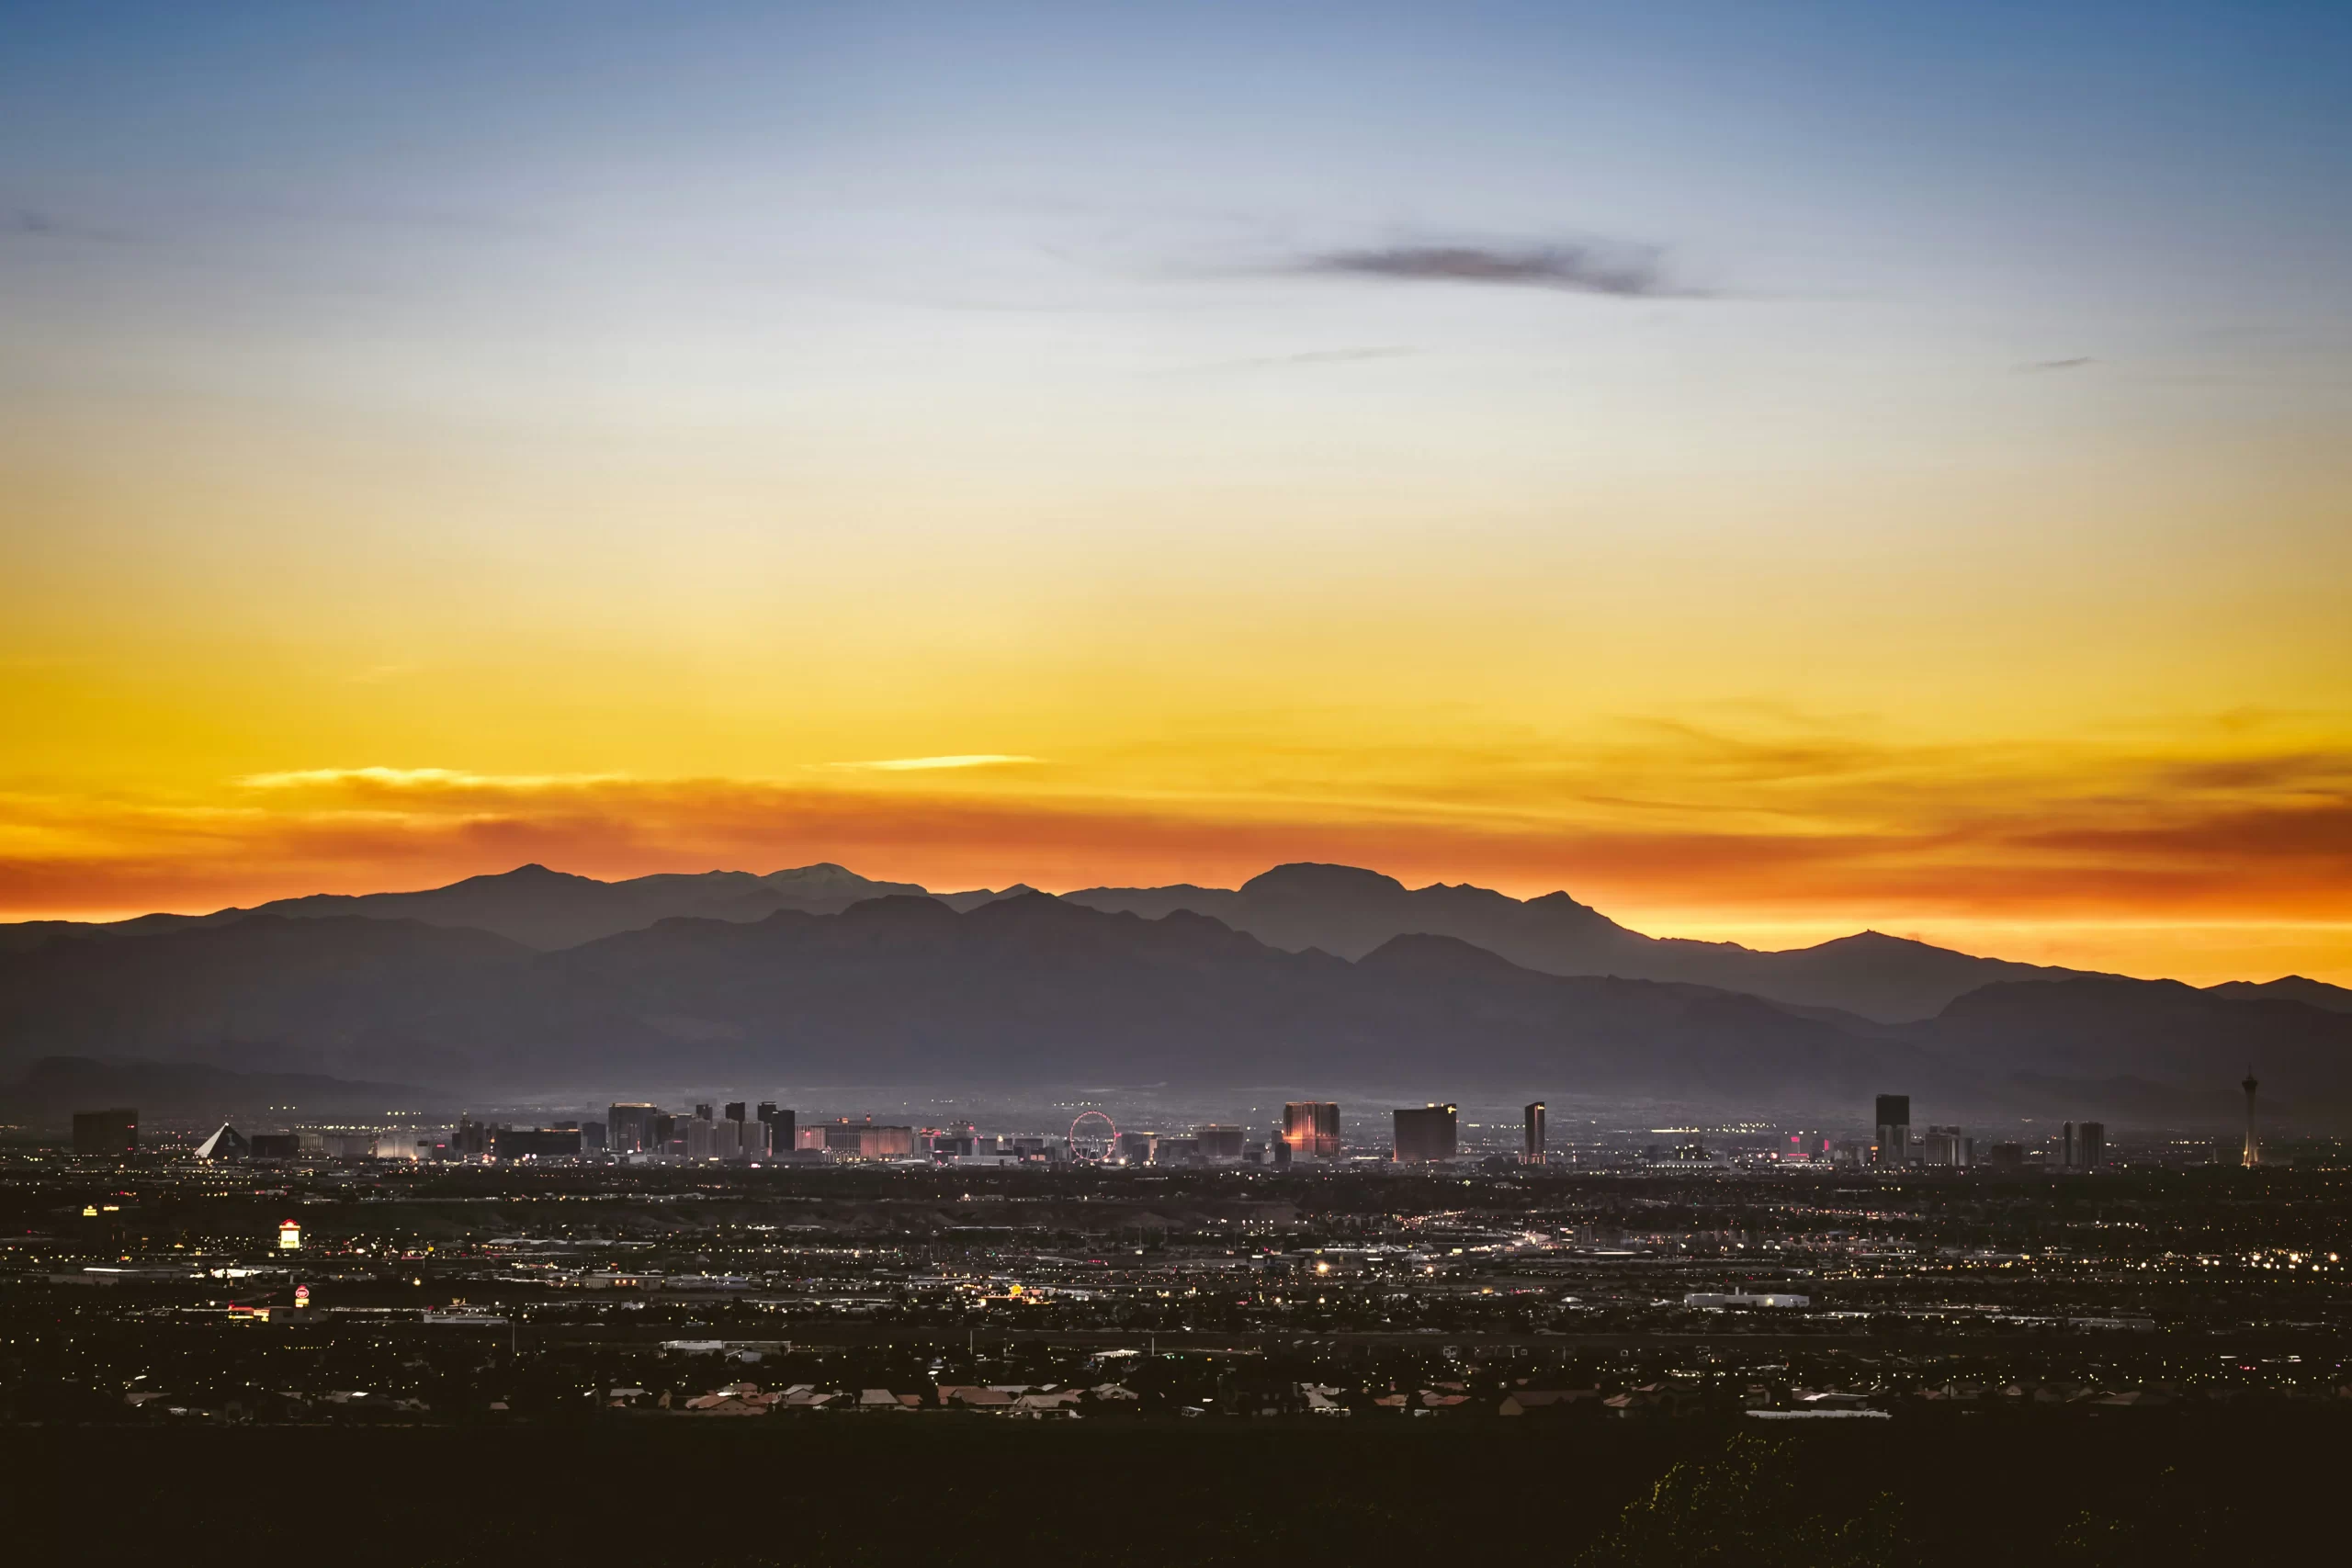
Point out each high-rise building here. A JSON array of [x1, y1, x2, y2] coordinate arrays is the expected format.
[[723, 1101, 747, 1123], [1922, 1125, 1972, 1167], [684, 1112, 727, 1161], [811, 1118, 918, 1159], [71, 1108, 138, 1158], [1873, 1095, 1911, 1166], [2060, 1122, 2076, 1169], [758, 1103, 793, 1156], [694, 1103, 714, 1122], [2242, 1071, 2261, 1168], [1393, 1104, 1458, 1164], [1194, 1124, 1246, 1159], [1272, 1125, 1292, 1168], [1524, 1101, 1546, 1165], [2078, 1121, 2106, 1171], [607, 1103, 660, 1155], [1283, 1102, 1341, 1159]]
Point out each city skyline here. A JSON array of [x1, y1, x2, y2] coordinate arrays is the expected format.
[[7, 7, 2346, 1549], [5, 3, 2350, 983]]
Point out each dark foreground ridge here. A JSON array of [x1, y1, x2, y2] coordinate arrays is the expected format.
[[3, 1420, 2338, 1566]]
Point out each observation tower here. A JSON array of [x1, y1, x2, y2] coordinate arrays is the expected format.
[[2241, 1070, 2261, 1168]]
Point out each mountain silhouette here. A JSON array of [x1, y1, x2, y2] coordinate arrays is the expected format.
[[2203, 976, 2352, 1014], [1064, 863, 2103, 1021], [0, 860, 2174, 1021], [4, 891, 2346, 1114], [0, 863, 928, 953]]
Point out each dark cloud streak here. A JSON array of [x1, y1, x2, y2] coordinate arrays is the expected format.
[[1299, 242, 1696, 298]]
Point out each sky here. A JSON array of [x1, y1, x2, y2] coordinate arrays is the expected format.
[[4, 1, 2350, 982]]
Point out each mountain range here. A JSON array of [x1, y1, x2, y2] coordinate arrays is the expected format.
[[3, 863, 2348, 1117], [1062, 863, 2107, 1021], [16, 859, 2342, 1021]]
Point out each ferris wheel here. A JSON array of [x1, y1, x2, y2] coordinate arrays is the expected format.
[[1067, 1110, 1118, 1160]]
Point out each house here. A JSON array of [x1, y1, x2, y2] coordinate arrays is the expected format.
[[937, 1384, 1018, 1409], [1012, 1389, 1086, 1416], [1498, 1389, 1600, 1417]]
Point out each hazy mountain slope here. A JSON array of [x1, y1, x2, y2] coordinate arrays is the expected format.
[[0, 892, 1917, 1101], [0, 1056, 427, 1122], [11, 862, 2326, 1032], [932, 885, 1043, 913], [0, 916, 529, 1080], [1913, 977, 2352, 1092], [1067, 863, 2100, 1021], [0, 863, 930, 953], [2206, 976, 2352, 1014], [6, 890, 2344, 1111], [509, 895, 1937, 1098]]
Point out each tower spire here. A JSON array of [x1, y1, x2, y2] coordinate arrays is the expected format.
[[2241, 1068, 2260, 1168]]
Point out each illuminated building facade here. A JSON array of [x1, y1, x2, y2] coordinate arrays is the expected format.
[[1283, 1102, 1341, 1159], [607, 1103, 660, 1155]]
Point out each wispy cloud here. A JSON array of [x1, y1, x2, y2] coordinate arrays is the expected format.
[[1297, 242, 1696, 298], [11, 730, 2351, 980], [237, 767, 628, 791], [823, 755, 1040, 773], [2017, 356, 2096, 373]]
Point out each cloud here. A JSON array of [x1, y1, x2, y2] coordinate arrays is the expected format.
[[2018, 356, 2096, 373], [236, 767, 628, 791], [10, 728, 2352, 982], [822, 755, 1040, 773], [1298, 243, 1693, 298]]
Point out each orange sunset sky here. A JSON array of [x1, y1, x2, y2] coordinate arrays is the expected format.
[[5, 5, 2349, 983]]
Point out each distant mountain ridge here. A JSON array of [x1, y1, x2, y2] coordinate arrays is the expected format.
[[1, 890, 2346, 1117], [0, 896, 1945, 1104], [4, 858, 2338, 1026], [2204, 976, 2352, 1014], [1061, 863, 2108, 1021], [0, 863, 932, 953]]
